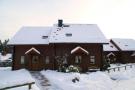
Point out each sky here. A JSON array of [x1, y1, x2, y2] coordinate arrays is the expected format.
[[0, 0, 135, 41]]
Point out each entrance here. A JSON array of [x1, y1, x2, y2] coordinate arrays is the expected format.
[[31, 55, 40, 70]]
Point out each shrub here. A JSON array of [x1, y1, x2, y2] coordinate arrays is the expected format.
[[66, 65, 80, 73]]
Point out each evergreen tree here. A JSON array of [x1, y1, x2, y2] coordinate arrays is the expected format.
[[1, 39, 9, 55]]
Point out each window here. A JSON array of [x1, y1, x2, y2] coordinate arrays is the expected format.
[[63, 58, 67, 64], [20, 56, 25, 64], [75, 56, 81, 64], [90, 56, 95, 64], [32, 56, 39, 63], [45, 56, 49, 64]]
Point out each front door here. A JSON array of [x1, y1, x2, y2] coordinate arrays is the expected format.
[[31, 55, 40, 70]]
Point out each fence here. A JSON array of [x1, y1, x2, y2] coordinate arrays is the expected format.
[[107, 64, 134, 73], [0, 82, 35, 90]]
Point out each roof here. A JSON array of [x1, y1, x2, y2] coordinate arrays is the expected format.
[[103, 40, 119, 51], [8, 27, 52, 45], [49, 24, 108, 43], [8, 23, 108, 45], [71, 46, 89, 55], [111, 38, 135, 51]]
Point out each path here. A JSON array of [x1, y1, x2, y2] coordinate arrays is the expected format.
[[30, 71, 52, 90]]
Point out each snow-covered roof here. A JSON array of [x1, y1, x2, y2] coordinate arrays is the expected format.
[[8, 23, 108, 45], [71, 46, 89, 55], [49, 24, 108, 43], [111, 38, 135, 51], [25, 47, 40, 54], [103, 40, 119, 51], [8, 27, 52, 45]]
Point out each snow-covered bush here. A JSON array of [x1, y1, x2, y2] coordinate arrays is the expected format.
[[66, 65, 80, 73]]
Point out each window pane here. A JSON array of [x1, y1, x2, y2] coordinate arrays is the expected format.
[[21, 56, 25, 64], [75, 56, 81, 64], [90, 56, 95, 64], [63, 58, 67, 64], [45, 56, 49, 64]]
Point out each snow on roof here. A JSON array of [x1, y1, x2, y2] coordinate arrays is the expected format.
[[8, 27, 52, 45], [111, 38, 135, 51], [103, 40, 119, 51], [71, 46, 89, 55], [49, 24, 108, 43], [25, 47, 40, 54], [131, 52, 135, 56]]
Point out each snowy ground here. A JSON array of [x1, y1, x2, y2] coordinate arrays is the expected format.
[[41, 64, 135, 90], [0, 67, 40, 90], [1, 64, 135, 90]]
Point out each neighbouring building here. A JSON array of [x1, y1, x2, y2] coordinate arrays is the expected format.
[[8, 20, 109, 72], [103, 40, 120, 63], [110, 38, 135, 63], [103, 38, 135, 64]]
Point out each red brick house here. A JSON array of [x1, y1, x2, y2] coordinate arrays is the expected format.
[[8, 20, 108, 72]]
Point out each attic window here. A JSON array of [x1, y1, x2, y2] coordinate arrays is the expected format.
[[65, 33, 72, 37], [42, 36, 48, 39], [125, 45, 128, 46]]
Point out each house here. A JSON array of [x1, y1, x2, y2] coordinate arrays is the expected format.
[[103, 38, 135, 64], [8, 20, 108, 72], [103, 40, 120, 63], [110, 38, 135, 63]]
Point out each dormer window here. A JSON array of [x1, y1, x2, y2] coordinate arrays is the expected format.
[[125, 45, 128, 46], [65, 33, 72, 37], [42, 36, 48, 39]]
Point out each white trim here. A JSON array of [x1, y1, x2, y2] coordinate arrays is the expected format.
[[25, 47, 40, 54], [107, 52, 115, 57], [71, 46, 89, 55], [131, 52, 135, 56]]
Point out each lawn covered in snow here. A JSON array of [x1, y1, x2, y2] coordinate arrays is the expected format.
[[41, 64, 135, 90], [0, 68, 39, 90]]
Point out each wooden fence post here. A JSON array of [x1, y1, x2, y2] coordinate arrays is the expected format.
[[118, 67, 120, 71], [29, 83, 31, 90], [113, 68, 115, 72], [108, 69, 110, 73]]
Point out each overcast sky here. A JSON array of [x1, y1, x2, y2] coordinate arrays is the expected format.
[[0, 0, 135, 41]]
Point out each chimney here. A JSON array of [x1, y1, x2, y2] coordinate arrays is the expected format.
[[58, 19, 63, 27]]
